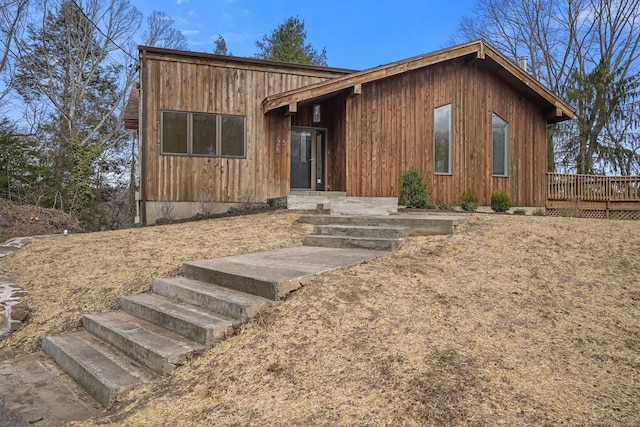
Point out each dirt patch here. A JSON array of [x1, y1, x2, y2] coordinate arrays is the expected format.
[[1, 213, 639, 426], [0, 199, 80, 242]]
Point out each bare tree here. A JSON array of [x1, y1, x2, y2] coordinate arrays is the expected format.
[[456, 0, 640, 174], [142, 10, 187, 50], [0, 0, 30, 106], [13, 0, 142, 226]]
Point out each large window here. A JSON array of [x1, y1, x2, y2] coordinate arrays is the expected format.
[[492, 112, 509, 176], [434, 103, 453, 174], [161, 110, 246, 158]]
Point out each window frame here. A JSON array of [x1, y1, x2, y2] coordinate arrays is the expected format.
[[491, 112, 510, 177], [160, 110, 246, 159], [433, 103, 454, 175]]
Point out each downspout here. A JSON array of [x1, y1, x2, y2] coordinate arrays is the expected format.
[[139, 48, 147, 225]]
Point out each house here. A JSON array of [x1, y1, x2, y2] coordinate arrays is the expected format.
[[126, 40, 574, 224]]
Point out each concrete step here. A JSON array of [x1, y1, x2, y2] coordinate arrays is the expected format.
[[82, 311, 205, 375], [313, 224, 408, 239], [328, 197, 398, 215], [42, 331, 154, 408], [182, 261, 285, 301], [299, 214, 465, 236], [152, 276, 273, 319], [120, 293, 235, 347], [303, 235, 404, 251]]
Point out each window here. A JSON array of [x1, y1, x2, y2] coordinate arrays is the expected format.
[[434, 103, 453, 174], [161, 110, 246, 158], [492, 113, 509, 176]]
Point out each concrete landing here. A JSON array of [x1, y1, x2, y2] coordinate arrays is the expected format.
[[0, 354, 101, 427], [184, 246, 382, 300]]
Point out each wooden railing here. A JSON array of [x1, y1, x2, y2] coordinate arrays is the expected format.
[[547, 173, 640, 202]]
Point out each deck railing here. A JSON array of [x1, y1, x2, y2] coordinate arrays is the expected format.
[[547, 173, 640, 219], [547, 173, 640, 201]]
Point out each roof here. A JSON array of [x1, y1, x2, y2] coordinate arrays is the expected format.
[[262, 40, 574, 123], [138, 45, 357, 77]]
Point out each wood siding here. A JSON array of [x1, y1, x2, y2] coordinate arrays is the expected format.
[[140, 51, 347, 205], [344, 57, 548, 206]]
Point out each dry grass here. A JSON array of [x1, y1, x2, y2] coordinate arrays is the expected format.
[[2, 212, 639, 426]]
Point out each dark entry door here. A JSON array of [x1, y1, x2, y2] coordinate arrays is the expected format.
[[291, 128, 326, 190]]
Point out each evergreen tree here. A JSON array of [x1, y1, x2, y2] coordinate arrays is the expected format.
[[214, 35, 229, 55], [256, 16, 327, 65]]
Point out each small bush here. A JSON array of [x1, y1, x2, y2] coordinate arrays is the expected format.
[[399, 167, 434, 209], [532, 207, 546, 216], [490, 189, 512, 212], [460, 189, 479, 211], [238, 190, 256, 210], [227, 206, 239, 214], [513, 208, 526, 215], [256, 202, 270, 210], [197, 190, 216, 215]]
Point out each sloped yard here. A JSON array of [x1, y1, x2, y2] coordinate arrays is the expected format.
[[1, 211, 639, 426]]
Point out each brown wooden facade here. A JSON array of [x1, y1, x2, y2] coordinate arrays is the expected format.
[[264, 41, 574, 207], [136, 41, 573, 223], [138, 47, 352, 222]]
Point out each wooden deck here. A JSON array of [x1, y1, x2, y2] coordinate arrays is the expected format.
[[546, 173, 640, 219]]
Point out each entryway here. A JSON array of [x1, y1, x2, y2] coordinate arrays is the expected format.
[[290, 127, 326, 191]]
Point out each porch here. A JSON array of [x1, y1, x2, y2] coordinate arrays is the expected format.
[[546, 173, 640, 219]]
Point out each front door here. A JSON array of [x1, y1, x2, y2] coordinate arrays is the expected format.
[[290, 128, 326, 190]]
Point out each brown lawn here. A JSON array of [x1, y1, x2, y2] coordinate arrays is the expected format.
[[1, 210, 639, 426]]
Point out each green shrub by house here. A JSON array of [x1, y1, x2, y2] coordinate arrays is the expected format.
[[460, 189, 479, 211], [491, 189, 512, 212], [399, 167, 433, 209]]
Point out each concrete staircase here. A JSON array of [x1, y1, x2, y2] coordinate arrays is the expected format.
[[301, 213, 466, 251], [40, 246, 382, 410], [304, 224, 408, 251], [42, 263, 273, 408], [38, 213, 466, 411]]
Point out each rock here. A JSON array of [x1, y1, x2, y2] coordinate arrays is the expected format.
[[10, 301, 29, 322], [9, 320, 22, 331], [0, 312, 7, 330]]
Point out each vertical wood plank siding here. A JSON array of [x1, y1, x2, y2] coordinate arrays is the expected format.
[[345, 58, 548, 206], [142, 52, 343, 203]]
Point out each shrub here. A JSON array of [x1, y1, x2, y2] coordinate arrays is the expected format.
[[513, 208, 527, 215], [460, 189, 479, 211], [399, 167, 433, 209], [490, 189, 512, 212]]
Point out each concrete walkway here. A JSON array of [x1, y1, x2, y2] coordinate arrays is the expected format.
[[0, 245, 383, 425]]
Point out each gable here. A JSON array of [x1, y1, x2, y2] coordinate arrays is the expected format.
[[262, 40, 574, 124]]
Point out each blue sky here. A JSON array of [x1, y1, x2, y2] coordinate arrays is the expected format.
[[132, 0, 477, 70]]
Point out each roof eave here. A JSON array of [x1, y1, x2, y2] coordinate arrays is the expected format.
[[262, 40, 575, 122]]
